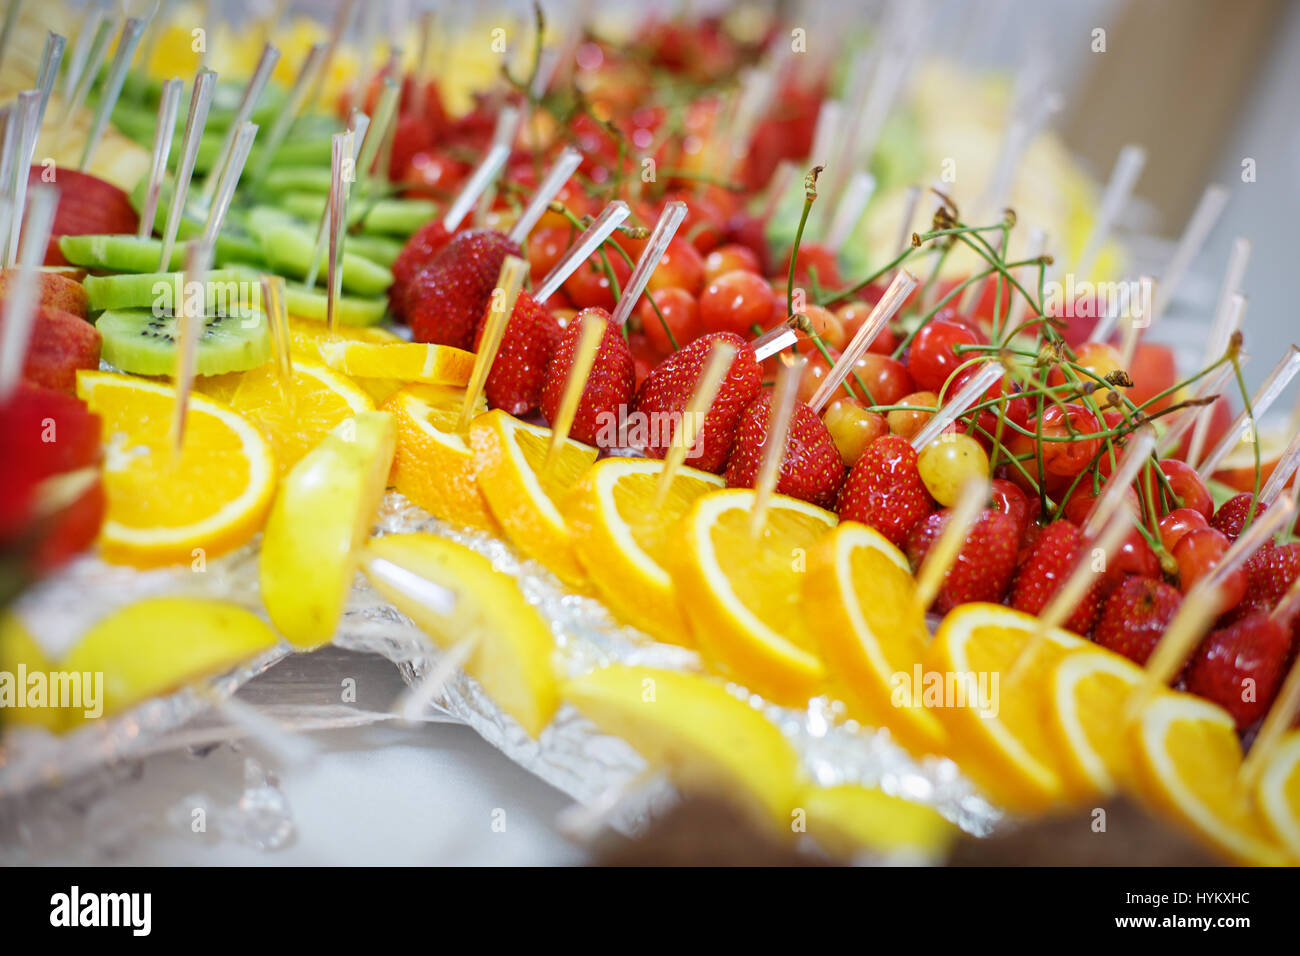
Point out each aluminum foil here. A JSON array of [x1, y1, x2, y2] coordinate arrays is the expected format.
[[1, 488, 1003, 843]]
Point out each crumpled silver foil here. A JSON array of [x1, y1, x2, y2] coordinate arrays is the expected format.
[[2, 488, 1003, 844]]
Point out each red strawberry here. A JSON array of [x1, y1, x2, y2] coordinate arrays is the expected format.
[[539, 308, 636, 447], [1093, 576, 1182, 665], [1210, 492, 1260, 540], [389, 219, 454, 318], [0, 305, 101, 393], [1008, 520, 1106, 634], [405, 230, 522, 349], [477, 289, 561, 416], [902, 508, 1019, 612], [387, 112, 437, 182], [1222, 542, 1300, 626], [723, 393, 844, 509], [632, 331, 762, 473], [1184, 612, 1292, 729], [837, 435, 934, 548]]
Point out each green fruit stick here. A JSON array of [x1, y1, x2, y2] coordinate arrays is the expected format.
[[138, 78, 184, 238], [251, 41, 326, 187], [158, 68, 217, 271], [0, 184, 56, 402], [200, 121, 258, 248], [199, 42, 280, 205]]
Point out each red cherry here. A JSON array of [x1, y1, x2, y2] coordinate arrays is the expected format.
[[798, 304, 847, 351], [833, 301, 897, 355], [563, 254, 632, 311], [1172, 527, 1246, 608], [781, 241, 842, 288], [989, 478, 1032, 539], [638, 287, 703, 353], [646, 237, 705, 295], [1158, 507, 1209, 553], [703, 243, 760, 280], [1157, 458, 1214, 520], [907, 318, 982, 393], [527, 225, 571, 283], [404, 151, 467, 196], [1010, 403, 1103, 479], [698, 269, 776, 336], [1107, 529, 1161, 583], [794, 351, 914, 408]]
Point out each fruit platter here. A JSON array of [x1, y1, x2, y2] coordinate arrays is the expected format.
[[2, 0, 1299, 868]]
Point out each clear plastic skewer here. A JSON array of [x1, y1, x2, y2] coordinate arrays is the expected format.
[[749, 356, 806, 538], [63, 14, 115, 125], [507, 147, 583, 245], [0, 185, 57, 402], [910, 361, 1003, 451], [533, 200, 630, 305], [251, 42, 327, 186], [200, 121, 258, 249], [3, 91, 40, 268], [1196, 345, 1300, 478], [608, 201, 689, 330], [61, 4, 106, 108], [137, 78, 183, 238], [653, 340, 736, 511], [79, 17, 145, 170], [1185, 293, 1247, 466], [1151, 183, 1229, 323], [1073, 144, 1146, 279], [157, 68, 216, 271], [199, 42, 280, 205], [33, 31, 65, 132]]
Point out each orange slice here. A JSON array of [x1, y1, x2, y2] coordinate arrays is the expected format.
[[670, 488, 836, 706], [802, 521, 947, 757], [1255, 729, 1300, 863], [1046, 647, 1144, 799], [564, 457, 723, 645], [800, 784, 956, 859], [470, 409, 598, 586], [1128, 690, 1287, 865], [77, 370, 277, 567], [316, 339, 475, 386], [381, 384, 496, 533]]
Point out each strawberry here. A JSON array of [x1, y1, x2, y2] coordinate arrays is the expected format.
[[0, 305, 101, 394], [1209, 492, 1260, 541], [1222, 542, 1300, 626], [723, 393, 845, 509], [1093, 576, 1182, 665], [539, 308, 636, 447], [389, 219, 454, 318], [477, 289, 561, 416], [1184, 612, 1292, 729], [632, 331, 762, 473], [903, 508, 1019, 613], [837, 435, 934, 548], [387, 112, 438, 182], [405, 230, 522, 349], [1007, 520, 1106, 634]]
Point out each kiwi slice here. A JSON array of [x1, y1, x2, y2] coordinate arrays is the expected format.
[[96, 308, 271, 377], [83, 269, 252, 313], [282, 283, 387, 326], [60, 235, 186, 273], [361, 199, 438, 238], [344, 234, 403, 268], [260, 223, 393, 297]]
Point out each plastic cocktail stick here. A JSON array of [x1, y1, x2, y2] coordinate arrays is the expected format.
[[978, 91, 1063, 222], [3, 90, 40, 268], [307, 0, 358, 111], [1073, 144, 1146, 278], [725, 64, 778, 170], [371, 46, 404, 186], [1205, 238, 1251, 365], [652, 340, 736, 512], [63, 14, 114, 125], [137, 78, 183, 238], [157, 68, 216, 271], [457, 255, 527, 432], [79, 17, 145, 170], [959, 230, 1005, 316], [544, 311, 607, 471], [199, 42, 280, 205], [808, 269, 918, 413], [1117, 275, 1154, 369], [355, 76, 398, 189], [758, 160, 797, 221], [441, 140, 510, 233], [1157, 362, 1235, 457], [200, 121, 257, 249], [892, 184, 922, 261], [0, 184, 57, 402], [910, 361, 1003, 451], [260, 273, 294, 405], [912, 476, 990, 615], [608, 201, 689, 330], [61, 4, 105, 108], [325, 130, 354, 333], [1081, 424, 1158, 539], [411, 10, 435, 118], [748, 321, 800, 363], [1004, 226, 1046, 331], [473, 106, 522, 228], [1258, 427, 1300, 509], [0, 0, 21, 76], [1238, 574, 1300, 789], [749, 355, 806, 538], [1195, 344, 1300, 478], [1151, 183, 1229, 323], [507, 147, 583, 245], [1140, 497, 1297, 691], [33, 31, 65, 132], [532, 201, 630, 305], [807, 99, 843, 167], [305, 114, 367, 288], [824, 171, 876, 251], [169, 239, 215, 453], [343, 1, 379, 118], [251, 42, 326, 186]]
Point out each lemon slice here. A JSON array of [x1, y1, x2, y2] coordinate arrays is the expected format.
[[260, 411, 396, 649], [227, 358, 374, 475], [1128, 690, 1287, 865], [470, 409, 598, 587], [671, 488, 836, 706], [1046, 647, 1144, 799], [61, 597, 280, 722], [562, 664, 801, 829], [382, 384, 497, 533], [803, 521, 947, 757], [924, 603, 1089, 812], [362, 533, 558, 737], [800, 784, 956, 859], [316, 339, 475, 387], [77, 370, 277, 568], [1255, 729, 1300, 863], [565, 457, 724, 646], [0, 613, 63, 731]]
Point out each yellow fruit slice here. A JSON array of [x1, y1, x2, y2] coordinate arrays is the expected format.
[[316, 339, 475, 387], [381, 384, 497, 533], [227, 358, 374, 475], [61, 597, 280, 721], [800, 784, 956, 859], [564, 457, 724, 646], [260, 411, 396, 649], [924, 603, 1088, 812], [1256, 729, 1300, 863], [287, 317, 402, 361], [470, 409, 599, 586], [1128, 690, 1287, 865], [802, 521, 947, 757], [362, 533, 558, 737], [671, 488, 836, 706], [0, 613, 63, 732], [77, 370, 277, 568], [562, 664, 800, 829], [1046, 647, 1144, 799]]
